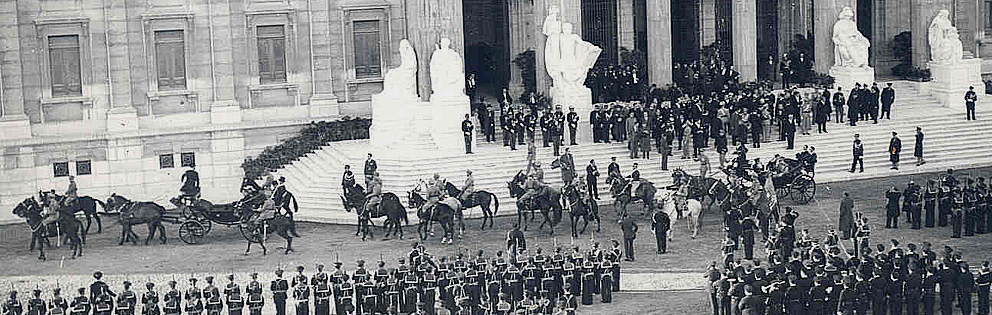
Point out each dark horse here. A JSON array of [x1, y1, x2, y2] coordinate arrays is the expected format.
[[443, 182, 499, 230], [106, 194, 167, 245], [671, 168, 738, 212], [407, 192, 456, 244], [506, 171, 562, 235], [13, 197, 84, 260], [243, 214, 296, 255], [341, 184, 408, 240], [39, 191, 105, 234], [608, 176, 657, 217], [562, 181, 601, 237]]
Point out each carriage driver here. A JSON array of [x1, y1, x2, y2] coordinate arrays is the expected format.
[[459, 170, 475, 204], [181, 166, 200, 200], [364, 172, 383, 214]]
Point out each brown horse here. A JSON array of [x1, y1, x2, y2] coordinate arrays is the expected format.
[[12, 197, 84, 260], [105, 194, 167, 245]]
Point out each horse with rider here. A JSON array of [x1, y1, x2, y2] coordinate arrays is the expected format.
[[341, 171, 408, 241], [38, 175, 105, 234], [506, 171, 562, 234], [407, 174, 458, 243]]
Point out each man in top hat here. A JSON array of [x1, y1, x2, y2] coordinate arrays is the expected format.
[[181, 165, 200, 199]]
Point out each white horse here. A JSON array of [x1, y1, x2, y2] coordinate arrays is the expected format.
[[655, 189, 679, 241], [672, 183, 704, 239]]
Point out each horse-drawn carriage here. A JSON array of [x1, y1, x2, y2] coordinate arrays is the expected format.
[[164, 192, 269, 245], [766, 158, 816, 204]]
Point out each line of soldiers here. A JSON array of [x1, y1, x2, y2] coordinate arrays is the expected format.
[[4, 242, 624, 315], [711, 213, 992, 315], [486, 104, 578, 156], [885, 170, 992, 238]]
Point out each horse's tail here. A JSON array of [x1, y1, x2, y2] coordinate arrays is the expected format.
[[400, 204, 410, 225], [490, 192, 499, 216], [290, 194, 299, 213]]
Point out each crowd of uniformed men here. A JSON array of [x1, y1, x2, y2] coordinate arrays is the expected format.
[[2, 240, 626, 315], [883, 170, 992, 239]]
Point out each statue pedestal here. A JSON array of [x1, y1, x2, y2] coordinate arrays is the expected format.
[[370, 93, 424, 149], [828, 66, 875, 91], [928, 58, 984, 110], [429, 94, 472, 153], [550, 86, 594, 144]]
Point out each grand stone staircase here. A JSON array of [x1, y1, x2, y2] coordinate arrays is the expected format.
[[275, 81, 992, 225]]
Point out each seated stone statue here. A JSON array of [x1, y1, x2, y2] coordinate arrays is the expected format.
[[832, 7, 870, 68], [929, 10, 964, 65], [429, 38, 466, 102], [376, 39, 418, 101]]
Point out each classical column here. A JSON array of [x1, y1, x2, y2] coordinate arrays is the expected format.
[[911, 0, 954, 68], [0, 0, 30, 139], [700, 0, 716, 46], [409, 0, 466, 101], [307, 0, 339, 117], [647, 0, 673, 85], [954, 0, 979, 56], [534, 0, 581, 95], [507, 0, 534, 97], [619, 0, 634, 49], [813, 0, 856, 74], [732, 0, 757, 81]]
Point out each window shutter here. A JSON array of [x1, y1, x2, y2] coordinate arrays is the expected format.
[[273, 38, 286, 81]]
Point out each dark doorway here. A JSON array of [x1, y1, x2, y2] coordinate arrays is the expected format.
[[671, 0, 701, 65], [856, 0, 872, 64], [463, 0, 511, 99], [756, 0, 778, 80], [582, 0, 619, 64]]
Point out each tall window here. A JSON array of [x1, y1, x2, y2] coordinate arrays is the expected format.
[[257, 25, 287, 84], [155, 30, 187, 90], [48, 35, 82, 97], [353, 20, 382, 78]]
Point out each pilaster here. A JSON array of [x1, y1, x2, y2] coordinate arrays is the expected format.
[[209, 0, 237, 105], [732, 0, 757, 81], [308, 0, 338, 116], [0, 0, 31, 139], [700, 0, 716, 47], [646, 0, 673, 85], [409, 0, 466, 102], [106, 0, 134, 110]]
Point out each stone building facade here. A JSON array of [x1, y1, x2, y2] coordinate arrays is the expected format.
[[0, 0, 989, 223]]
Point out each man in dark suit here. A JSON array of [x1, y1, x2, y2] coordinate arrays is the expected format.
[[783, 114, 796, 150], [462, 114, 474, 154], [651, 210, 670, 254], [849, 134, 864, 173], [847, 84, 859, 126], [870, 83, 881, 124], [540, 110, 552, 147], [586, 159, 600, 200], [567, 107, 580, 145], [620, 213, 638, 261], [833, 87, 846, 124], [881, 83, 895, 119], [485, 105, 496, 142], [590, 106, 601, 143], [890, 131, 902, 170], [501, 109, 512, 147]]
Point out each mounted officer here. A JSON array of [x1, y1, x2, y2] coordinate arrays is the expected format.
[[364, 172, 383, 216], [341, 165, 356, 197], [459, 170, 475, 205]]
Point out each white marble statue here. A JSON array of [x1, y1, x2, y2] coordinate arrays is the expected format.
[[376, 39, 418, 100], [429, 38, 466, 101], [559, 23, 602, 91], [832, 7, 870, 69], [929, 10, 964, 65], [543, 5, 566, 89]]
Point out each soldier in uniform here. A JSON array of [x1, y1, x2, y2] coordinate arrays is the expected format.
[[184, 278, 203, 315], [271, 269, 289, 315], [561, 285, 577, 315], [363, 154, 377, 192], [959, 263, 976, 315], [590, 105, 601, 143], [952, 188, 965, 238], [224, 276, 242, 315], [202, 277, 221, 315], [505, 261, 523, 307], [311, 265, 330, 315], [600, 258, 613, 303], [524, 110, 536, 144], [245, 274, 263, 315], [422, 265, 438, 315], [338, 273, 356, 315], [142, 283, 160, 315], [579, 259, 595, 306], [977, 262, 991, 315], [922, 265, 938, 315], [69, 288, 89, 315], [925, 180, 939, 228], [115, 282, 135, 315], [462, 114, 474, 154], [291, 271, 310, 315], [163, 281, 181, 315], [27, 290, 45, 315], [567, 107, 579, 145], [49, 289, 68, 315]]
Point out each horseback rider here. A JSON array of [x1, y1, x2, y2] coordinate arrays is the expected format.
[[423, 173, 446, 212], [607, 157, 621, 187], [533, 161, 545, 183], [520, 174, 543, 207], [342, 165, 356, 197], [626, 163, 642, 200], [180, 166, 200, 200], [248, 188, 278, 228], [62, 176, 78, 208], [364, 172, 383, 215], [459, 170, 475, 204]]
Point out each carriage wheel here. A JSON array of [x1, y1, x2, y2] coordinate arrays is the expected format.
[[197, 217, 212, 235], [791, 176, 816, 204], [179, 221, 206, 245]]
